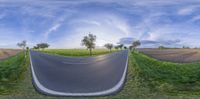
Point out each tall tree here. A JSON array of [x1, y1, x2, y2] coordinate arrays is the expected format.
[[118, 44, 124, 50], [81, 33, 96, 56], [124, 46, 127, 50], [158, 46, 165, 49], [17, 40, 27, 51], [129, 46, 133, 50], [33, 46, 39, 49], [132, 40, 141, 51], [114, 46, 119, 50], [37, 43, 49, 50], [104, 43, 113, 52]]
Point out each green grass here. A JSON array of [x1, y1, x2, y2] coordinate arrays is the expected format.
[[39, 49, 119, 57], [132, 51, 200, 95], [0, 50, 146, 99], [1, 50, 200, 99], [0, 52, 27, 94]]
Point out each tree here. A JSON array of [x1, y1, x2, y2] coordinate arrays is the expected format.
[[37, 43, 49, 50], [158, 46, 165, 49], [124, 46, 127, 49], [26, 47, 29, 50], [81, 33, 96, 56], [183, 46, 190, 49], [17, 40, 27, 51], [129, 46, 133, 50], [114, 46, 119, 50], [33, 46, 39, 49], [118, 44, 124, 50], [132, 40, 141, 51], [104, 43, 113, 52]]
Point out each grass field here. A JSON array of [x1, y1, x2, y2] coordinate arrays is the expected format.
[[0, 52, 27, 94], [39, 49, 119, 57], [1, 49, 200, 99], [132, 51, 200, 95]]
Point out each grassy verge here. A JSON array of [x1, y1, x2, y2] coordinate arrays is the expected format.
[[0, 52, 27, 94], [1, 50, 200, 99], [0, 50, 142, 99], [132, 51, 200, 95], [39, 49, 119, 57]]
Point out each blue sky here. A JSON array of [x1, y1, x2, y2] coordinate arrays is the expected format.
[[0, 0, 200, 48]]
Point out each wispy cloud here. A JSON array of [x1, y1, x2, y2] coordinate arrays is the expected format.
[[43, 15, 67, 40], [191, 15, 200, 22], [178, 6, 196, 15], [118, 37, 181, 48], [44, 24, 61, 40], [50, 13, 132, 48], [0, 0, 200, 48]]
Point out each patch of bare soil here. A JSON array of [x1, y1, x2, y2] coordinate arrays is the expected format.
[[0, 49, 22, 60], [138, 48, 200, 63]]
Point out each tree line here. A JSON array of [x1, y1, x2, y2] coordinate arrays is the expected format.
[[17, 41, 49, 50], [33, 43, 49, 50], [81, 33, 141, 55], [17, 33, 141, 56]]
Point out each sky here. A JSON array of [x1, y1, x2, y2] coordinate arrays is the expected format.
[[0, 0, 200, 48]]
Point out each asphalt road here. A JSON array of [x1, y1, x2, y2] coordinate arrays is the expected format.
[[29, 50, 129, 96]]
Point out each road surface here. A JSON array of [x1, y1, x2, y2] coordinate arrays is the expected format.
[[29, 50, 129, 96]]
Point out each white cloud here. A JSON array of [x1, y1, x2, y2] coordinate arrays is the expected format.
[[191, 15, 200, 22], [106, 17, 131, 35], [0, 28, 31, 48], [50, 13, 132, 48], [21, 6, 55, 18], [1, 0, 200, 48], [2, 0, 199, 9], [178, 6, 197, 15], [43, 15, 67, 40], [75, 20, 101, 26], [44, 23, 61, 40]]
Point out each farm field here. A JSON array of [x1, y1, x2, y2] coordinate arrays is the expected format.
[[0, 49, 22, 60], [1, 49, 200, 99], [138, 48, 200, 63]]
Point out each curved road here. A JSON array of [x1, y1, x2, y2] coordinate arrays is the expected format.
[[29, 50, 129, 96]]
